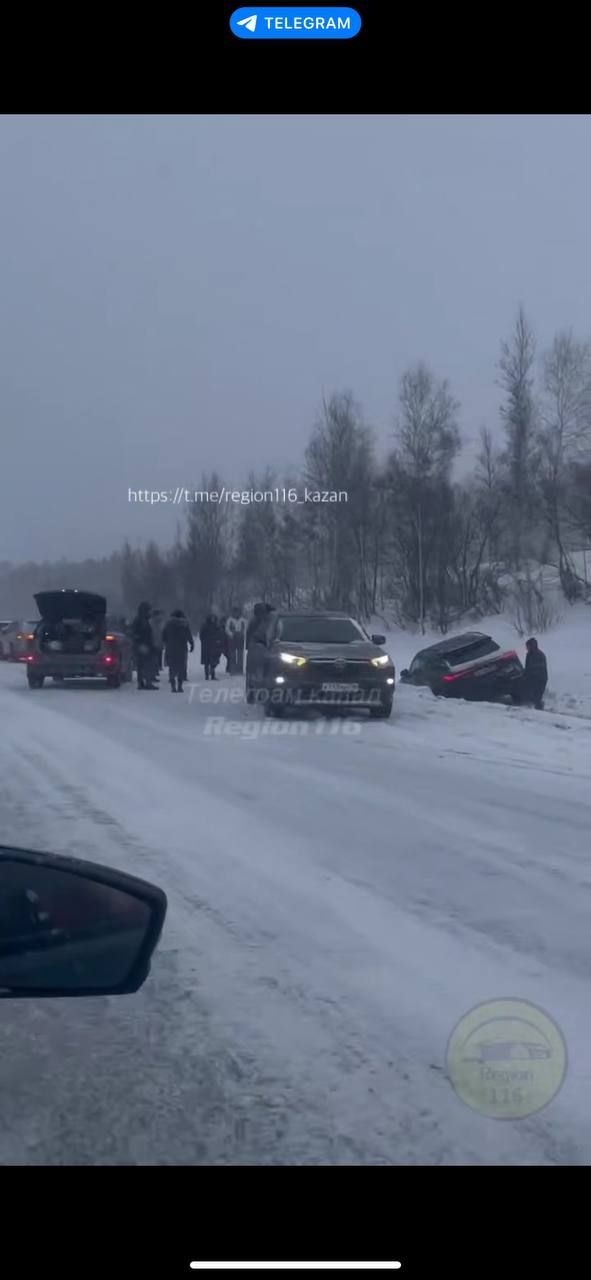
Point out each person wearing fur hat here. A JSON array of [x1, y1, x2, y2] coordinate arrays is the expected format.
[[162, 609, 194, 692]]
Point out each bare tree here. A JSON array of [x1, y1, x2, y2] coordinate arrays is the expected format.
[[304, 393, 374, 612], [498, 306, 539, 569], [510, 565, 562, 635], [391, 363, 461, 632], [539, 331, 591, 597], [475, 427, 503, 565], [182, 471, 232, 617], [234, 468, 281, 602]]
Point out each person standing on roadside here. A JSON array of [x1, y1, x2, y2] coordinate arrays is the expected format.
[[523, 637, 548, 710], [131, 602, 157, 690], [245, 602, 270, 700], [246, 602, 266, 648], [162, 609, 194, 692], [200, 612, 224, 680], [225, 607, 247, 674]]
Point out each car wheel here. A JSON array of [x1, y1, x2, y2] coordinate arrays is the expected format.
[[370, 701, 393, 719], [27, 675, 44, 689]]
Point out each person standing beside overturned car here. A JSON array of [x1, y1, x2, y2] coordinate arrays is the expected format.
[[523, 637, 548, 710]]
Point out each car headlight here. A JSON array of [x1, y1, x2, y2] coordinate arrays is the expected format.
[[279, 652, 307, 667], [371, 653, 391, 668]]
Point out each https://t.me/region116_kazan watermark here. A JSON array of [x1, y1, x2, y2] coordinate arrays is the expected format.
[[127, 486, 349, 506]]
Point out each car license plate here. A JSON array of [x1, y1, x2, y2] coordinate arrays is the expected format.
[[321, 682, 360, 692]]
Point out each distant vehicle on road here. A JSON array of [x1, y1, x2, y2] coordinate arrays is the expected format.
[[399, 631, 524, 703], [26, 590, 133, 689], [0, 619, 39, 661], [246, 610, 395, 718]]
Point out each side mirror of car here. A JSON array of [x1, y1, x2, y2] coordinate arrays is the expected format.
[[371, 634, 386, 646], [0, 846, 167, 999], [400, 669, 409, 680]]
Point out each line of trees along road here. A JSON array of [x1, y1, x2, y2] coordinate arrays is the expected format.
[[3, 307, 591, 634]]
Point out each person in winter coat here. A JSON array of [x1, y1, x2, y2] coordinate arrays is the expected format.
[[523, 637, 548, 709], [225, 607, 247, 675], [151, 609, 165, 673], [200, 613, 224, 680], [245, 602, 272, 699], [246, 602, 266, 648], [131, 602, 157, 690], [162, 609, 194, 692]]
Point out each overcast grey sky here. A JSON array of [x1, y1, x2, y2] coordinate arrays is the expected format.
[[2, 114, 591, 563]]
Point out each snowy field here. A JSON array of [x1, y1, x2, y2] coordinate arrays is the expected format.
[[1, 609, 591, 1164]]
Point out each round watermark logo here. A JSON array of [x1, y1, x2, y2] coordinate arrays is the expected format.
[[446, 998, 567, 1119]]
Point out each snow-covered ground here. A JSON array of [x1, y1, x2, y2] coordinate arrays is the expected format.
[[1, 610, 591, 1165]]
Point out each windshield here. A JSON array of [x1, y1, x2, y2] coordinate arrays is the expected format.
[[277, 617, 366, 644]]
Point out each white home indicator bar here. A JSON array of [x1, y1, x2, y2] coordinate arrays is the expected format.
[[190, 1266, 402, 1272]]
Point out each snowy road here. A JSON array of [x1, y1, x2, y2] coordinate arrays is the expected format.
[[1, 656, 591, 1164]]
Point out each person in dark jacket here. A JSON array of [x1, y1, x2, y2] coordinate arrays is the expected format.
[[523, 637, 548, 709], [131, 602, 157, 690], [200, 613, 224, 680], [245, 602, 273, 700], [246, 602, 266, 649], [162, 609, 194, 692]]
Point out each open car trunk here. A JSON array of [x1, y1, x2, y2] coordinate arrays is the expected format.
[[34, 591, 106, 657]]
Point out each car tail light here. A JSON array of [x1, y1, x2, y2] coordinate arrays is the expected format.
[[500, 650, 519, 662], [26, 654, 36, 663], [442, 670, 467, 683], [105, 634, 115, 642]]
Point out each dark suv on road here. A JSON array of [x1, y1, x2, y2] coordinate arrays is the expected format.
[[399, 631, 524, 702], [246, 611, 396, 717]]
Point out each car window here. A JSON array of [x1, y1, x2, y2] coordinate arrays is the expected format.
[[276, 617, 366, 644], [426, 655, 448, 672]]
